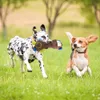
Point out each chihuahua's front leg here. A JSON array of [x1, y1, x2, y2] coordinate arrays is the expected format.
[[81, 66, 88, 76], [87, 66, 92, 76], [72, 65, 82, 77]]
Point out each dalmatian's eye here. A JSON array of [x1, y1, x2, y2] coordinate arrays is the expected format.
[[42, 36, 46, 39]]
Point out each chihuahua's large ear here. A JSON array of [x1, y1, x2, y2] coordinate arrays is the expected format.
[[86, 35, 98, 43], [32, 26, 37, 34], [72, 37, 76, 43], [40, 24, 46, 31], [66, 32, 73, 44]]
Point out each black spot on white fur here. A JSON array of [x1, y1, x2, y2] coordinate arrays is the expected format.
[[33, 26, 37, 34]]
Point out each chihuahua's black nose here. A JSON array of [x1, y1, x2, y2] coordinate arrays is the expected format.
[[74, 44, 77, 48]]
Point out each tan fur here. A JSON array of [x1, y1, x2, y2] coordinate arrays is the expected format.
[[66, 33, 98, 77]]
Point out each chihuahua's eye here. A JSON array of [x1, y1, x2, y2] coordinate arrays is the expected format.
[[79, 40, 83, 43]]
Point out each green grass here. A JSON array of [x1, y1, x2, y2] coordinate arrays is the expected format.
[[0, 34, 100, 100], [0, 0, 100, 99]]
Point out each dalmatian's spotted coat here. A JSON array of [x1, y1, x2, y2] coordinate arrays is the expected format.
[[7, 25, 49, 78], [7, 24, 62, 78]]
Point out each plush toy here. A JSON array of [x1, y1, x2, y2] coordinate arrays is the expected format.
[[34, 40, 62, 51]]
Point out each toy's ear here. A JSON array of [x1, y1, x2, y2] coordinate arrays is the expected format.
[[32, 26, 37, 34], [40, 24, 46, 31], [86, 35, 98, 43]]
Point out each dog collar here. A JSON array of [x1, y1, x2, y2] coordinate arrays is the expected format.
[[71, 48, 87, 54], [32, 47, 37, 52], [76, 51, 85, 54], [70, 48, 87, 60], [76, 49, 87, 54]]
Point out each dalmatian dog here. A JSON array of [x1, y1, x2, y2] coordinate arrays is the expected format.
[[7, 24, 62, 78]]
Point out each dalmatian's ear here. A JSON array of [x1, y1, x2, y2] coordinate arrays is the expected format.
[[32, 26, 37, 34], [40, 24, 46, 31]]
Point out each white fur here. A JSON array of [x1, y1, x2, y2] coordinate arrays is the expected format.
[[73, 54, 91, 77], [34, 31, 49, 43], [72, 65, 82, 77], [73, 54, 88, 71], [66, 32, 73, 43]]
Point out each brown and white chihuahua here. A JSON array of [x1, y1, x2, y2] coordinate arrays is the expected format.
[[66, 32, 98, 77]]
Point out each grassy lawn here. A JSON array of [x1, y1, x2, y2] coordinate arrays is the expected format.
[[0, 0, 100, 100], [0, 28, 100, 100]]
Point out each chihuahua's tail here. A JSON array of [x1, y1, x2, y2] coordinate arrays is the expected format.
[[65, 32, 73, 43]]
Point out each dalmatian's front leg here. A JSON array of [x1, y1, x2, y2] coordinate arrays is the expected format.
[[23, 53, 32, 72], [24, 59, 32, 72], [36, 52, 48, 78]]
